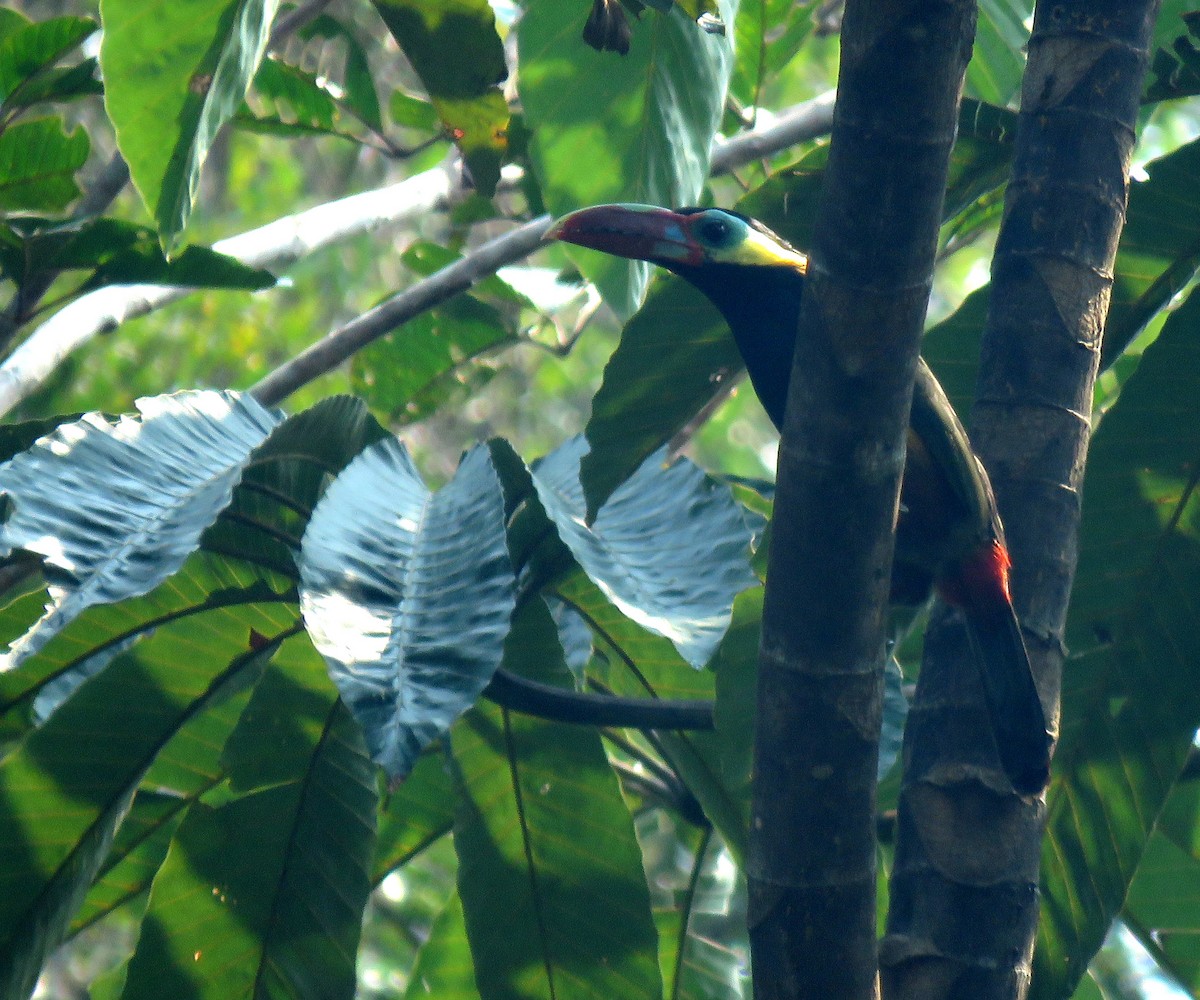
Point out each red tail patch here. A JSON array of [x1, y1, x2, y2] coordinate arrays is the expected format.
[[937, 539, 1013, 618]]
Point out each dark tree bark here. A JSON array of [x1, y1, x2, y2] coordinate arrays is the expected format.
[[881, 2, 1160, 999], [748, 3, 976, 999]]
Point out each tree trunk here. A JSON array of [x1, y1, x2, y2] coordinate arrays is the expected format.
[[881, 2, 1161, 998], [749, 2, 976, 998]]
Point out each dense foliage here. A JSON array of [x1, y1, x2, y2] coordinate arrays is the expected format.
[[0, 1, 1199, 998]]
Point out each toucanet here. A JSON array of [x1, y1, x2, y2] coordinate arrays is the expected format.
[[548, 203, 1052, 795]]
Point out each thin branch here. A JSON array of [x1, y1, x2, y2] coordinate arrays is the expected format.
[[482, 665, 714, 731], [251, 215, 550, 405], [1, 92, 835, 417]]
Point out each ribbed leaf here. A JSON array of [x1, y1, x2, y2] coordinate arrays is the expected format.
[[300, 440, 514, 779], [533, 436, 755, 669], [100, 0, 280, 246], [0, 573, 296, 1000], [122, 635, 376, 1000], [0, 15, 96, 104], [1033, 288, 1200, 999], [0, 553, 291, 739], [70, 568, 294, 935], [519, 1, 733, 318], [202, 394, 390, 575], [68, 791, 186, 935], [452, 600, 662, 1000], [0, 390, 280, 669], [0, 116, 88, 211]]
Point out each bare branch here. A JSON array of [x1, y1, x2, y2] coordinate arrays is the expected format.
[[250, 216, 551, 406]]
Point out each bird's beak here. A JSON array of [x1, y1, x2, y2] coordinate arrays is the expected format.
[[546, 204, 702, 266]]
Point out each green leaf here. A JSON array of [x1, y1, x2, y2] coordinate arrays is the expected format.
[[68, 789, 186, 935], [0, 550, 293, 739], [0, 15, 96, 105], [519, 2, 733, 318], [300, 441, 515, 779], [0, 590, 295, 1000], [1122, 777, 1200, 994], [351, 296, 517, 424], [551, 569, 749, 858], [1145, 8, 1200, 102], [3, 216, 275, 291], [730, 0, 815, 108], [0, 116, 88, 211], [391, 89, 439, 131], [373, 752, 456, 882], [532, 436, 756, 668], [299, 13, 382, 130], [404, 891, 478, 1000], [99, 0, 281, 247], [967, 0, 1031, 107], [1032, 288, 1200, 999], [451, 600, 662, 1000], [122, 635, 376, 1000], [0, 390, 280, 669], [201, 394, 390, 575], [372, 0, 508, 196], [4, 58, 101, 110], [1104, 136, 1200, 361], [242, 56, 343, 134]]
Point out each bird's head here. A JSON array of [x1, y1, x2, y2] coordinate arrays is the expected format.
[[547, 204, 807, 279], [546, 204, 808, 431]]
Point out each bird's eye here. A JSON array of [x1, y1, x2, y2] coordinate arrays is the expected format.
[[695, 212, 734, 247]]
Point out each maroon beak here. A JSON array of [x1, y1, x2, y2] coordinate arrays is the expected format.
[[546, 204, 702, 267]]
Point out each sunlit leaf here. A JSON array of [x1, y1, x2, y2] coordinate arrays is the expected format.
[[122, 635, 376, 1000], [532, 436, 756, 669], [519, 1, 733, 318], [372, 0, 508, 195], [300, 440, 514, 779], [0, 390, 280, 669], [0, 15, 96, 105], [0, 592, 296, 1000], [0, 116, 88, 211], [100, 0, 281, 247]]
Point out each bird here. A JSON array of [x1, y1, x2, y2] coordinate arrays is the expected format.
[[547, 203, 1052, 796]]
